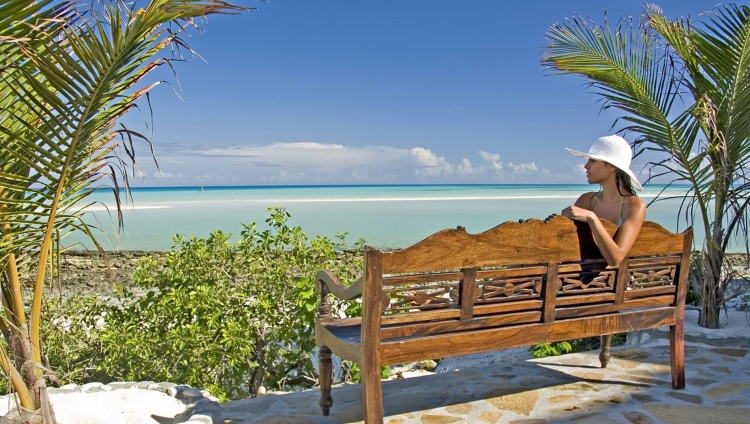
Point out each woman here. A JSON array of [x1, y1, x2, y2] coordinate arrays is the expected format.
[[561, 135, 646, 266]]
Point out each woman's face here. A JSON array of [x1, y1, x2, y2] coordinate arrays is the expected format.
[[584, 158, 615, 184]]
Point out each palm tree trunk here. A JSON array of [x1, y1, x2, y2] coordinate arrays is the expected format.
[[2, 193, 37, 409], [698, 167, 732, 329], [698, 232, 724, 329], [1, 192, 47, 414], [2, 256, 55, 420], [0, 348, 32, 409], [253, 329, 267, 397]]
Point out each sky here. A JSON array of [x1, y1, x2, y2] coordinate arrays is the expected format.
[[125, 0, 741, 187]]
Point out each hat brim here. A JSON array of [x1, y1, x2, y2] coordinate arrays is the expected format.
[[566, 148, 643, 191]]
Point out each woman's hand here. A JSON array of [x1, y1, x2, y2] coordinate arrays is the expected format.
[[561, 205, 595, 223]]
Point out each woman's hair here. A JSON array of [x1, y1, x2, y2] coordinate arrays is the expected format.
[[615, 169, 637, 196]]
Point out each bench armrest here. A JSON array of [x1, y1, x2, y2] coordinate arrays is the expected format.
[[315, 270, 364, 300]]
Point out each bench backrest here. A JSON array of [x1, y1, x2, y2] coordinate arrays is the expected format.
[[360, 216, 693, 339]]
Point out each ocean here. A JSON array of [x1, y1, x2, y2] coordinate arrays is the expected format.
[[68, 184, 712, 252]]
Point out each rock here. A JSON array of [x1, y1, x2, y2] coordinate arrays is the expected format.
[[174, 386, 207, 404], [107, 382, 135, 390], [58, 383, 79, 392], [149, 382, 179, 394], [81, 382, 104, 392], [135, 381, 156, 389], [172, 391, 222, 424]]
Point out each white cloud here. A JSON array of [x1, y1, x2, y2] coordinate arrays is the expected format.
[[152, 171, 183, 179], [479, 151, 500, 162], [199, 173, 225, 181], [456, 158, 475, 176], [478, 150, 502, 171], [476, 151, 537, 177], [507, 162, 538, 174], [410, 147, 454, 177], [130, 142, 549, 186]]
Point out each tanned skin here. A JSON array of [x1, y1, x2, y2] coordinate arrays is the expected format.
[[561, 158, 646, 266]]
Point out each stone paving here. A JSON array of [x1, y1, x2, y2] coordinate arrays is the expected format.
[[221, 324, 750, 424]]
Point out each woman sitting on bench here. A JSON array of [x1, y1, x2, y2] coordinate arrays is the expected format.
[[561, 135, 646, 266]]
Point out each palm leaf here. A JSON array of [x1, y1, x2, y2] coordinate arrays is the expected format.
[[542, 13, 677, 136]]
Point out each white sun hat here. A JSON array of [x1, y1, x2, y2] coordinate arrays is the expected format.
[[566, 135, 643, 191]]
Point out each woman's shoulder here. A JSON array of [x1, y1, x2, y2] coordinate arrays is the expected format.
[[625, 194, 646, 208], [574, 191, 599, 208], [623, 195, 647, 218]]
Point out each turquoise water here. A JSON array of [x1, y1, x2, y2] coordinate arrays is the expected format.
[[68, 184, 710, 252]]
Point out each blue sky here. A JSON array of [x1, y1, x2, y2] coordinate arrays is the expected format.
[[128, 0, 735, 187]]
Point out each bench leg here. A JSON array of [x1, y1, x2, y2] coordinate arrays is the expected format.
[[318, 346, 333, 415], [599, 334, 612, 368], [670, 324, 685, 389], [362, 361, 385, 423]]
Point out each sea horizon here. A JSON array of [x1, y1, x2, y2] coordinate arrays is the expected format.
[[106, 182, 697, 190], [68, 183, 725, 253]]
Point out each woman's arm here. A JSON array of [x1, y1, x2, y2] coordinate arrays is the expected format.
[[561, 194, 646, 266]]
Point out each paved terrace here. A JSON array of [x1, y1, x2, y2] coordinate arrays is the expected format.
[[222, 309, 750, 424]]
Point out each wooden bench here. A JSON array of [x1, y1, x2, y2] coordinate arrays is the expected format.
[[314, 216, 692, 423]]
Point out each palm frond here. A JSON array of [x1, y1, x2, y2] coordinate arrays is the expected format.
[[692, 5, 750, 170], [542, 11, 694, 177]]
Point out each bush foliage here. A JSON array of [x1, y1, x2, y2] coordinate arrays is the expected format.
[[41, 208, 363, 400]]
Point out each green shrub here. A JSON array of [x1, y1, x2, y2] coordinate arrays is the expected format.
[[345, 362, 392, 384], [41, 294, 109, 386], [530, 341, 572, 358], [41, 207, 363, 400], [530, 334, 626, 359], [739, 294, 750, 310], [687, 251, 703, 306]]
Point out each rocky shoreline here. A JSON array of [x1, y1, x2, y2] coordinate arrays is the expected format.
[[46, 250, 168, 297]]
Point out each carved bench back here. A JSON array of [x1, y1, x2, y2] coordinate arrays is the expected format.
[[362, 216, 692, 338]]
